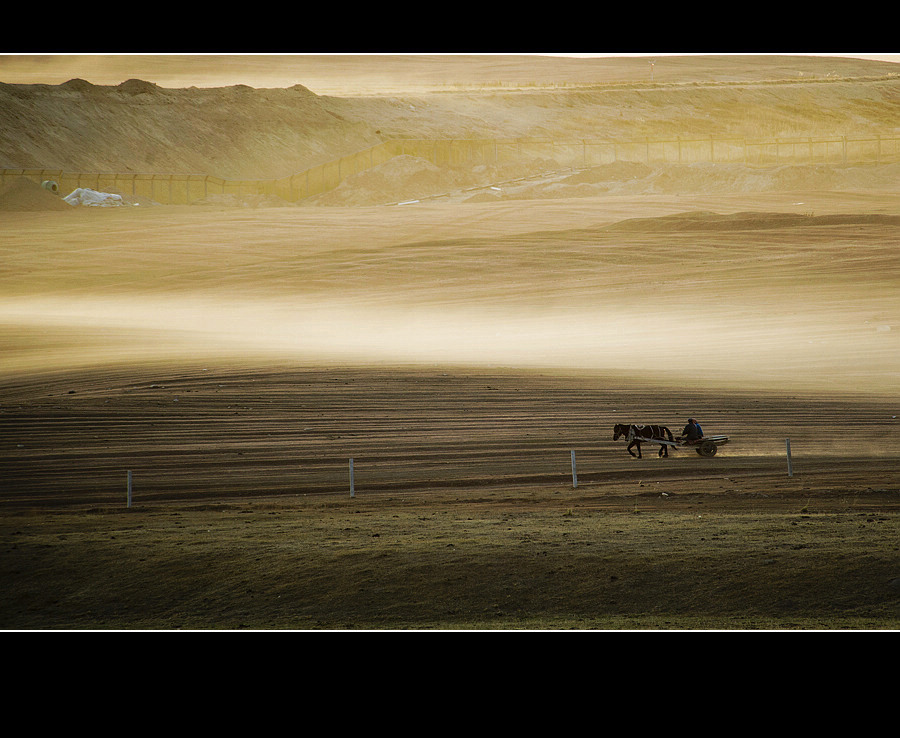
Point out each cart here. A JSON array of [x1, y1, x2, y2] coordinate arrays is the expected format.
[[664, 434, 730, 457]]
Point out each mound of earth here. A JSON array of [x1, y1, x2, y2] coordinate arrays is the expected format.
[[0, 176, 72, 211], [1, 57, 899, 186], [602, 209, 900, 231], [0, 79, 381, 180]]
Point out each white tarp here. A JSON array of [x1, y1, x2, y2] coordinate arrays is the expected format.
[[63, 188, 124, 207]]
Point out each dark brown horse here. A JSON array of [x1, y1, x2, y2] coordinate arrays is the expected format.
[[613, 423, 675, 458]]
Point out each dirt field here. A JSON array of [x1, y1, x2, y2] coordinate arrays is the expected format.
[[1, 55, 898, 630]]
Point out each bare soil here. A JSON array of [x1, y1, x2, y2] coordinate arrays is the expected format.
[[1, 55, 898, 629], [3, 54, 900, 179], [2, 362, 899, 630]]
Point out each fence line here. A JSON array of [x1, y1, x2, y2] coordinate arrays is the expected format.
[[4, 133, 898, 206]]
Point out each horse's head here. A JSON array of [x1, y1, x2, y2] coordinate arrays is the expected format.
[[613, 423, 628, 441]]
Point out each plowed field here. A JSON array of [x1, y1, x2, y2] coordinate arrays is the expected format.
[[2, 193, 898, 630]]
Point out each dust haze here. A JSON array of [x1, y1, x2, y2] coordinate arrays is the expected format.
[[4, 55, 900, 631], [1, 54, 898, 394], [2, 202, 897, 393], [1, 273, 895, 394]]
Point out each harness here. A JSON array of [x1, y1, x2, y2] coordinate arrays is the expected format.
[[628, 424, 650, 441]]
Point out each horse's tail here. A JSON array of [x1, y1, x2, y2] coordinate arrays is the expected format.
[[665, 426, 674, 442]]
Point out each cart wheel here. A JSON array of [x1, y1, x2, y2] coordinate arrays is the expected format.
[[697, 440, 717, 457]]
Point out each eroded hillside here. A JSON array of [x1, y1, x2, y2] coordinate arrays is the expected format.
[[1, 54, 898, 181]]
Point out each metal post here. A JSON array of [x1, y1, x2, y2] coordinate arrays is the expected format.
[[785, 439, 794, 477], [571, 450, 578, 489], [127, 470, 133, 507], [349, 458, 355, 497]]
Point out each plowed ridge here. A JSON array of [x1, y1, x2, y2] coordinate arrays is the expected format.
[[3, 365, 898, 507]]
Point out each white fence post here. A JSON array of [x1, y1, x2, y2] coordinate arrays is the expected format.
[[785, 439, 794, 477], [349, 458, 355, 497], [571, 450, 578, 488]]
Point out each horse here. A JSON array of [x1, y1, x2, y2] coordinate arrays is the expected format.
[[613, 423, 675, 458]]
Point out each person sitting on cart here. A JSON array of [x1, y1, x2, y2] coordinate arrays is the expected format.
[[680, 418, 703, 444]]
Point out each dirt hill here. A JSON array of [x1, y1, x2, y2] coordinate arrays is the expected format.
[[0, 79, 382, 180], [0, 176, 73, 211], [1, 55, 898, 182]]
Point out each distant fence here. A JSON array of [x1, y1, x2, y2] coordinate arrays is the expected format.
[[392, 133, 900, 171], [4, 133, 898, 206]]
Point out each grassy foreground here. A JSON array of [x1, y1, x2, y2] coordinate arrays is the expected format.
[[3, 486, 897, 630]]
